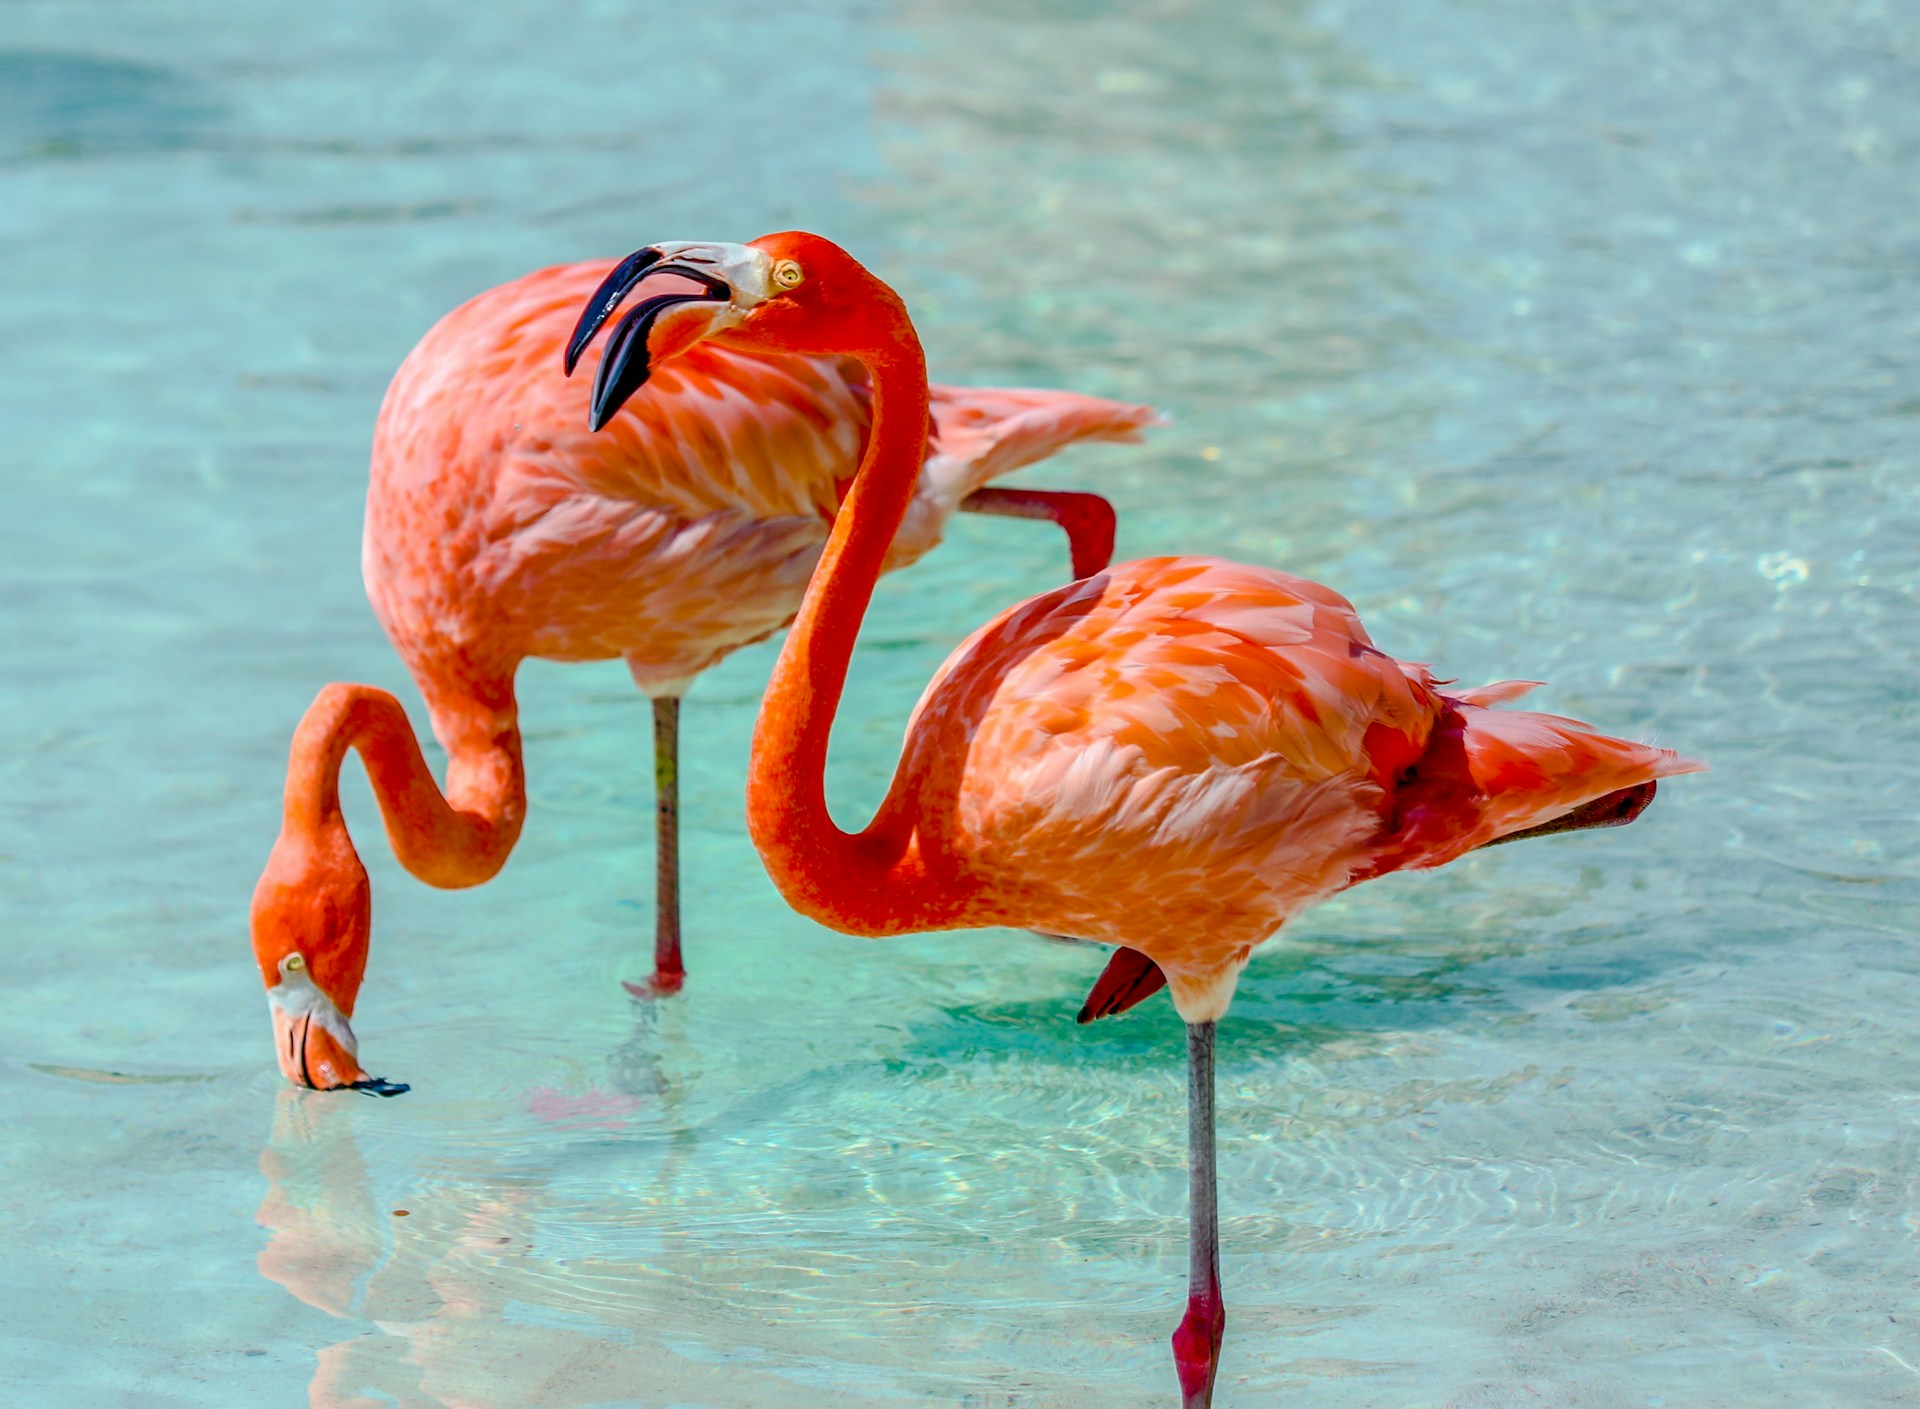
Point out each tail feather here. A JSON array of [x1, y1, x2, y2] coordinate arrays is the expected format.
[[1458, 705, 1705, 839], [925, 385, 1163, 501], [1451, 678, 1543, 707], [1481, 780, 1659, 847], [1366, 697, 1705, 877]]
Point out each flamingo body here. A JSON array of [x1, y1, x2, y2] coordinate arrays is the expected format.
[[251, 255, 1157, 1088], [559, 231, 1703, 1406], [828, 555, 1705, 1019], [366, 259, 1153, 696]]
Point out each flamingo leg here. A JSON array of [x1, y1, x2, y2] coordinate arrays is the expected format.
[[959, 487, 1117, 580], [1173, 1019, 1225, 1408], [1077, 944, 1168, 1023], [624, 696, 686, 997]]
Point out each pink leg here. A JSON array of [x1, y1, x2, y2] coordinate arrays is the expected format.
[[1173, 1020, 1225, 1407], [959, 486, 1117, 580], [623, 697, 685, 998], [1077, 944, 1169, 1023]]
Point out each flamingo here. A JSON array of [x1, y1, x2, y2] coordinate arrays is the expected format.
[[247, 255, 1159, 1095], [566, 232, 1706, 1406]]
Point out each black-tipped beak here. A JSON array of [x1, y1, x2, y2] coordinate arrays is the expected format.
[[564, 248, 735, 432], [348, 1076, 411, 1098], [584, 286, 719, 431], [563, 246, 664, 376]]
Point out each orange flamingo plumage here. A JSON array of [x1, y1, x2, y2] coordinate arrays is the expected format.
[[247, 255, 1158, 1095], [566, 232, 1705, 1406]]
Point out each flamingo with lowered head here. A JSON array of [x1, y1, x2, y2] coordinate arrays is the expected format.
[[247, 255, 1159, 1096], [567, 232, 1705, 1406]]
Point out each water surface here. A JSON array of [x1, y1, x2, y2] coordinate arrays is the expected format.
[[1, 0, 1914, 1405]]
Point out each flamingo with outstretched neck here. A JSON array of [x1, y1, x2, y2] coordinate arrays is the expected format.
[[567, 232, 1704, 1406], [247, 255, 1158, 1095]]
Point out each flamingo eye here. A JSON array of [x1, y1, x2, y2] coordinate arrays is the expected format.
[[772, 260, 804, 290], [285, 953, 306, 974]]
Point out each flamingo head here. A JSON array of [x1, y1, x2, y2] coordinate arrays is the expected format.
[[564, 232, 904, 429], [249, 832, 408, 1097]]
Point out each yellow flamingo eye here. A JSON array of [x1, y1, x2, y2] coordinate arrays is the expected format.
[[285, 953, 306, 973], [772, 260, 804, 290]]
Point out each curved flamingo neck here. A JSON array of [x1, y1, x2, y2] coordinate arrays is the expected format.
[[251, 678, 525, 1026], [280, 680, 526, 890], [746, 326, 975, 935]]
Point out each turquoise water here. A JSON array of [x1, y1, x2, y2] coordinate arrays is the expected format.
[[2, 0, 1915, 1404]]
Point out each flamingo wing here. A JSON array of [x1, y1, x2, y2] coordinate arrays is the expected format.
[[367, 260, 1160, 671], [924, 385, 1161, 500], [376, 260, 871, 527], [902, 560, 1434, 971], [882, 385, 1161, 571], [903, 556, 1701, 1009], [1357, 692, 1706, 878]]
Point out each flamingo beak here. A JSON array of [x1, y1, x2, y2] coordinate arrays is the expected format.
[[269, 993, 408, 1097], [563, 241, 777, 431], [562, 245, 667, 375]]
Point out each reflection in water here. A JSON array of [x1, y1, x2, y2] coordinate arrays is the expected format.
[[251, 927, 1622, 1406], [255, 1055, 913, 1409], [257, 1094, 383, 1322]]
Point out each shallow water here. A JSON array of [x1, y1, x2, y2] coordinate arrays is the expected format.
[[1, 0, 1915, 1405]]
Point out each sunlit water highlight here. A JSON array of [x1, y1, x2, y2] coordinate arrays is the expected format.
[[1, 0, 1914, 1405]]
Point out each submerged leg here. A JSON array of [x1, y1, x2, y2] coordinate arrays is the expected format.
[[959, 486, 1117, 580], [624, 696, 685, 997], [1173, 1020, 1225, 1408]]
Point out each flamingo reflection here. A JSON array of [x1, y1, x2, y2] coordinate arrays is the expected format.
[[254, 1055, 900, 1409]]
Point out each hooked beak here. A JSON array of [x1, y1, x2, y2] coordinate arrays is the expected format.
[[562, 241, 777, 431], [269, 986, 408, 1098]]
